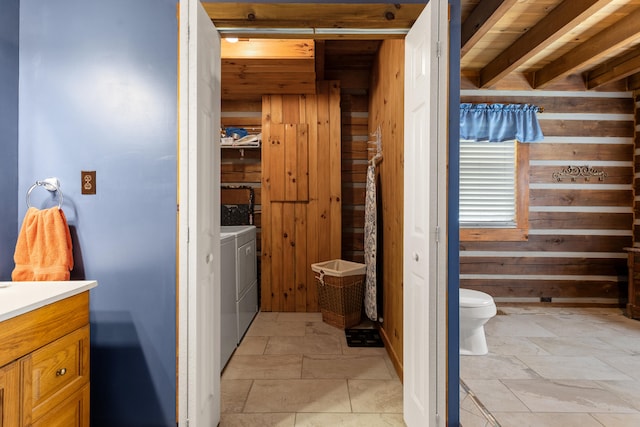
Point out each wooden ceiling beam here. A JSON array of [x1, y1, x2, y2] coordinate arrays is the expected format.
[[586, 47, 640, 89], [479, 0, 613, 88], [531, 6, 640, 89], [461, 0, 518, 58], [203, 3, 425, 30]]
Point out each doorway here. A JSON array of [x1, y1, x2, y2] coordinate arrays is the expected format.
[[178, 2, 452, 426]]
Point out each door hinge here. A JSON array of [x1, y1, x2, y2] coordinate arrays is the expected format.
[[436, 41, 442, 58], [435, 225, 440, 243]]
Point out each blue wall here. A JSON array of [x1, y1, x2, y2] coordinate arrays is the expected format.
[[9, 1, 460, 425], [19, 1, 178, 425], [0, 0, 19, 281]]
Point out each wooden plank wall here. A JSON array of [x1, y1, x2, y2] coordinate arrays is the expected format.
[[368, 39, 405, 375], [261, 83, 342, 312], [221, 80, 370, 312], [460, 89, 635, 304]]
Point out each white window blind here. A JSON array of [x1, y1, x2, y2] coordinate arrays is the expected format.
[[460, 140, 516, 227]]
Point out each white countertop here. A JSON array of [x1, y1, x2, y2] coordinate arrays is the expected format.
[[0, 280, 98, 322]]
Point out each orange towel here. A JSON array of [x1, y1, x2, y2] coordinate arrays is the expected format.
[[12, 207, 74, 281]]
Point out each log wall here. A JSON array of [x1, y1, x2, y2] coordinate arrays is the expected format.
[[460, 89, 635, 304]]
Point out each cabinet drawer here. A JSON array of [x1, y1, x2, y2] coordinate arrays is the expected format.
[[32, 383, 89, 427], [24, 325, 90, 422]]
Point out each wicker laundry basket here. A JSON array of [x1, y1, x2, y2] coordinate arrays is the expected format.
[[312, 259, 366, 329]]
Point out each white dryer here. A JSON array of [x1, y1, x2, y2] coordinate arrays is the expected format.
[[221, 225, 258, 345], [220, 231, 237, 370]]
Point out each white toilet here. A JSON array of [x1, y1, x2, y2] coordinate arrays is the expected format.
[[459, 288, 497, 355]]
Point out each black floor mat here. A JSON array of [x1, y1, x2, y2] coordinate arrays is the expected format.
[[345, 328, 384, 347]]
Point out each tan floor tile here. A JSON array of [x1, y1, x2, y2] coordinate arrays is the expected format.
[[493, 412, 605, 427], [591, 413, 640, 427], [221, 379, 253, 413], [235, 336, 268, 355], [597, 379, 640, 411], [244, 379, 351, 413], [305, 320, 346, 337], [302, 354, 392, 379], [484, 315, 556, 338], [294, 412, 405, 426], [599, 334, 640, 354], [340, 340, 388, 356], [460, 355, 540, 380], [462, 379, 529, 412], [527, 314, 619, 338], [222, 354, 302, 380], [599, 356, 640, 382], [460, 402, 495, 427], [246, 320, 306, 337], [277, 312, 323, 322], [255, 311, 280, 322], [485, 336, 550, 356], [220, 412, 295, 427], [527, 336, 631, 357], [517, 356, 631, 381], [265, 334, 342, 355], [348, 379, 403, 413], [501, 379, 638, 413]]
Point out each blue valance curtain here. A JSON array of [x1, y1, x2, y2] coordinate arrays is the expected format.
[[460, 103, 544, 143]]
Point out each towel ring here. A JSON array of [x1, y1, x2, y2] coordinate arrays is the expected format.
[[26, 178, 64, 209]]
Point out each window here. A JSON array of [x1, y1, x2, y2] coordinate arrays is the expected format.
[[459, 140, 529, 241]]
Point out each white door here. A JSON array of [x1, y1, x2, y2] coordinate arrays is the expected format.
[[403, 1, 448, 426], [178, 1, 221, 426]]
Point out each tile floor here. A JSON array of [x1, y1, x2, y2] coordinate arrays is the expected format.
[[221, 311, 405, 426], [461, 306, 640, 427], [222, 306, 640, 426]]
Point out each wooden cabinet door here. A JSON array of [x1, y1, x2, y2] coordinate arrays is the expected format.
[[0, 361, 20, 427], [22, 325, 90, 424], [261, 86, 342, 312], [264, 122, 309, 202]]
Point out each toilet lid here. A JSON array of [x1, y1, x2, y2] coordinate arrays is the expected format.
[[460, 289, 494, 308]]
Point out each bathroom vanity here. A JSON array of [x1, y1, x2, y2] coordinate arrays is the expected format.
[[0, 280, 97, 426]]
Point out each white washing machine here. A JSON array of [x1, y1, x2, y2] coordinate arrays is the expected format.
[[221, 225, 258, 346]]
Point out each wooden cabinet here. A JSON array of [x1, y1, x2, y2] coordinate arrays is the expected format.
[[0, 361, 20, 427], [0, 292, 91, 427], [261, 84, 343, 312]]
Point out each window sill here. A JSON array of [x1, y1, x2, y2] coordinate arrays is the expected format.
[[460, 228, 528, 242]]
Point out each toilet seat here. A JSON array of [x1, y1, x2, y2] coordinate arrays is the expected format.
[[460, 288, 494, 308]]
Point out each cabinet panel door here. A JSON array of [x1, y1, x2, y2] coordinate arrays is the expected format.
[[0, 362, 20, 427]]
